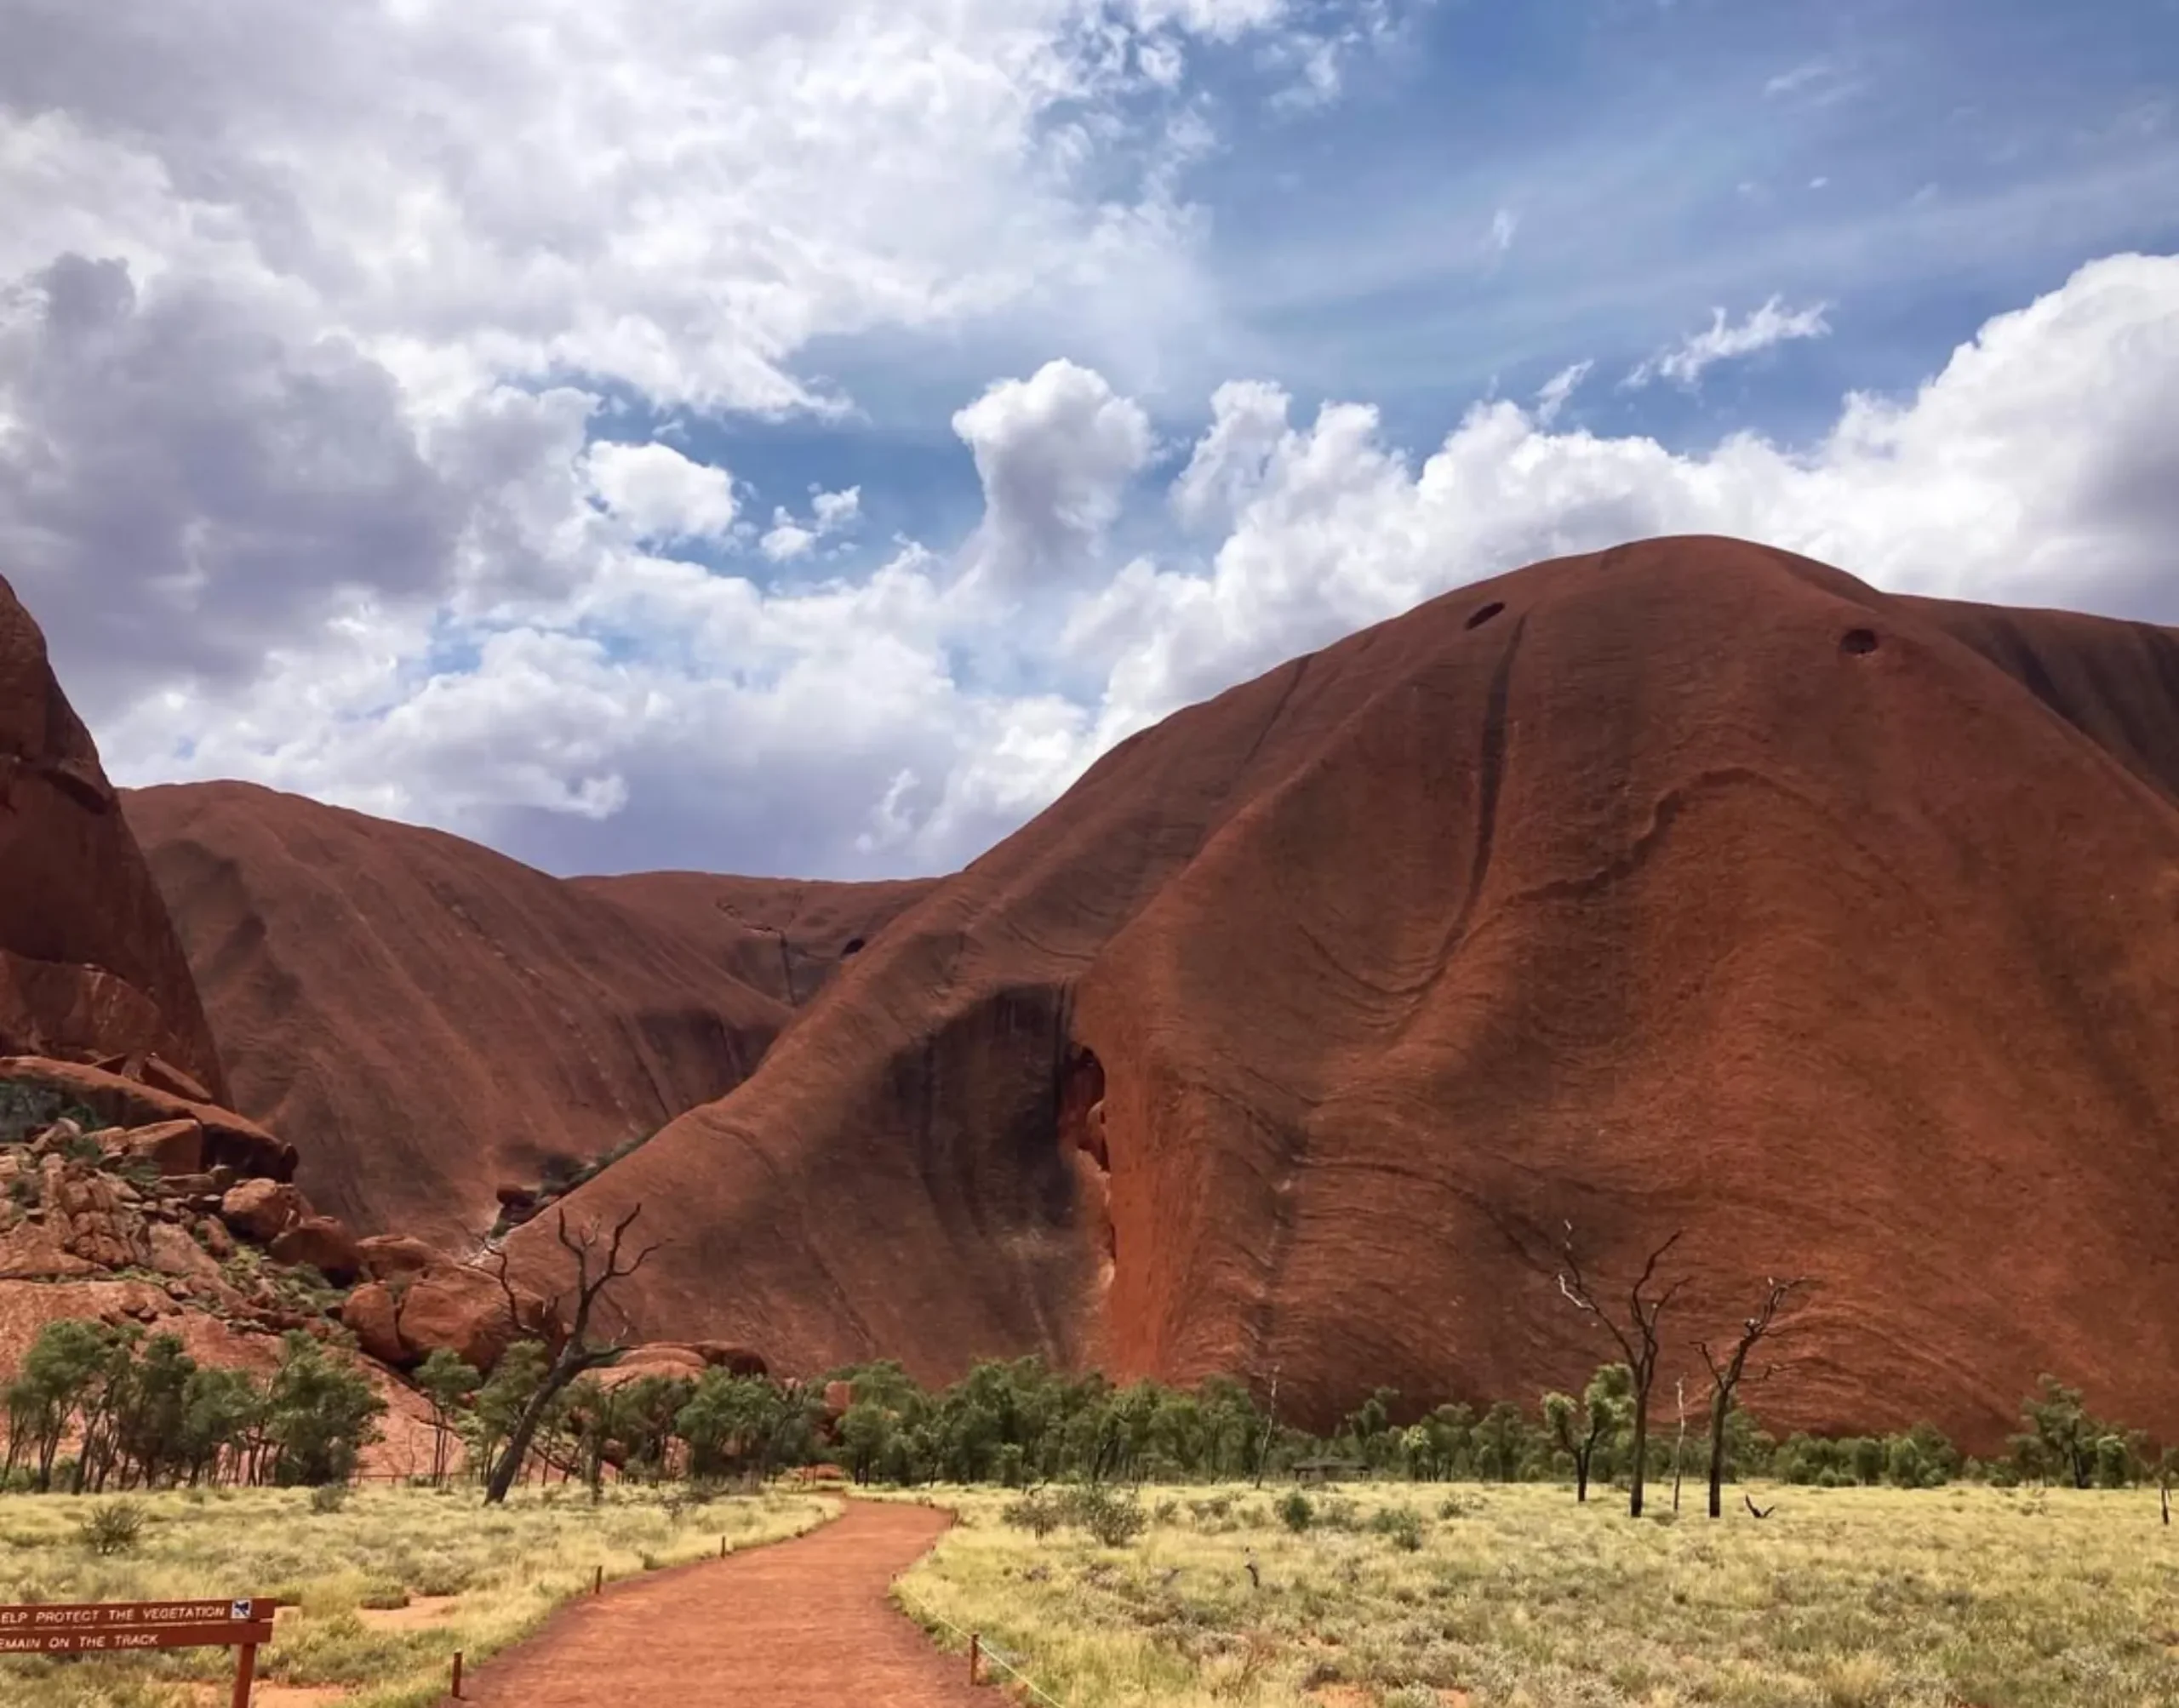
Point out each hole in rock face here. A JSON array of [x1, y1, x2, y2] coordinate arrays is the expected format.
[[1840, 628, 1879, 656], [840, 936, 866, 957], [1466, 601, 1505, 631]]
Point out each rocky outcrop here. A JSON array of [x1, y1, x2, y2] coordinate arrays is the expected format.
[[268, 1216, 363, 1286], [595, 1340, 769, 1391], [355, 1234, 439, 1281], [99, 1117, 204, 1177], [0, 574, 226, 1096], [0, 1057, 294, 1180], [340, 1256, 560, 1374], [219, 1179, 309, 1243]]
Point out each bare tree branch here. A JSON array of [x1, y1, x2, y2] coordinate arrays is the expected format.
[[1698, 1276, 1812, 1518], [481, 1203, 667, 1505], [1555, 1223, 1686, 1519]]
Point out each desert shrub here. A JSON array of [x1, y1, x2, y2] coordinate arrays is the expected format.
[[1056, 1483, 1146, 1546], [310, 1482, 351, 1513], [77, 1499, 145, 1555], [1371, 1505, 1424, 1551], [1004, 1489, 1063, 1538], [1278, 1490, 1314, 1532], [408, 1557, 475, 1597]]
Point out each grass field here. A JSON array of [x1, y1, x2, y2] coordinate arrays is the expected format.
[[891, 1482, 2179, 1708], [0, 1482, 834, 1708]]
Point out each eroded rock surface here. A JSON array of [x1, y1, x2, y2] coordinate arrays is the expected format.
[[0, 574, 226, 1095]]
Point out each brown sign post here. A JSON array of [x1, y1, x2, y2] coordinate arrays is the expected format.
[[0, 1598, 277, 1705]]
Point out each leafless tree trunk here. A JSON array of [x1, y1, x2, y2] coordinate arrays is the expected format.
[[1672, 1376, 1687, 1512], [1698, 1277, 1810, 1519], [483, 1207, 659, 1505], [1558, 1225, 1685, 1519], [1251, 1365, 1282, 1490]]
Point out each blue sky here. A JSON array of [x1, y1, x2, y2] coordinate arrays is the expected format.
[[4, 0, 2177, 877], [655, 0, 2179, 603]]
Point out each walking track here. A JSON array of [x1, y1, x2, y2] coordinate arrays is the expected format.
[[443, 1499, 987, 1706]]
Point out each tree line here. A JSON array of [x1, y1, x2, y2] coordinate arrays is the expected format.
[[3, 1317, 2170, 1517], [3, 1206, 2170, 1525], [1, 1321, 382, 1492]]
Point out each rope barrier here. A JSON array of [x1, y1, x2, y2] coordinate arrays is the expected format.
[[909, 1602, 1071, 1708]]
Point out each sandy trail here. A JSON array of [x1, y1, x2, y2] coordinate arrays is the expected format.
[[441, 1499, 987, 1706]]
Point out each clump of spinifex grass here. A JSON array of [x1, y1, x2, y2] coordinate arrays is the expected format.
[[892, 1481, 2179, 1708], [0, 1482, 832, 1708]]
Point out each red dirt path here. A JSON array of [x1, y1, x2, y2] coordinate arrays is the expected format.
[[443, 1500, 985, 1707]]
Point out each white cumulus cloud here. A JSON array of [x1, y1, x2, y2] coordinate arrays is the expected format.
[[6, 3, 2175, 887], [952, 359, 1154, 590], [760, 486, 862, 563], [584, 442, 739, 543]]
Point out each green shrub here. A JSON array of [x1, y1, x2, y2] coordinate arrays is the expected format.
[[1056, 1484, 1146, 1546], [1371, 1505, 1424, 1551], [77, 1499, 146, 1556], [310, 1482, 351, 1514], [1004, 1489, 1063, 1539], [1278, 1490, 1315, 1532]]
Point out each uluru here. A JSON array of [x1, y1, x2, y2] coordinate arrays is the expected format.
[[484, 536, 2179, 1451], [122, 781, 933, 1249], [18, 539, 2179, 1454], [0, 574, 227, 1099]]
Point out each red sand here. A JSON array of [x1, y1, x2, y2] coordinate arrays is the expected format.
[[441, 1501, 984, 1708]]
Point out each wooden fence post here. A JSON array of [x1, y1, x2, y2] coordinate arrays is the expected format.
[[592, 1565, 603, 1597], [229, 1638, 258, 1708], [451, 1650, 465, 1699], [969, 1632, 981, 1685]]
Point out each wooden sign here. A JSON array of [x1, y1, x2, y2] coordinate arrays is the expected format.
[[0, 1597, 277, 1706]]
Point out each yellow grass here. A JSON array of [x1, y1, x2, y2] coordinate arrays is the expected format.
[[0, 1482, 835, 1708], [892, 1482, 2179, 1708]]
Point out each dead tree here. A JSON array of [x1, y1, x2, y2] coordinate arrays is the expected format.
[[1557, 1225, 1686, 1518], [1696, 1276, 1809, 1519], [483, 1206, 660, 1505], [1672, 1375, 1688, 1513], [1743, 1492, 1775, 1519], [1250, 1364, 1283, 1490]]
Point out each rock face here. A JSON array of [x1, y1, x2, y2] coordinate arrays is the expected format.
[[0, 574, 227, 1098], [123, 781, 935, 1248], [503, 537, 2179, 1451]]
